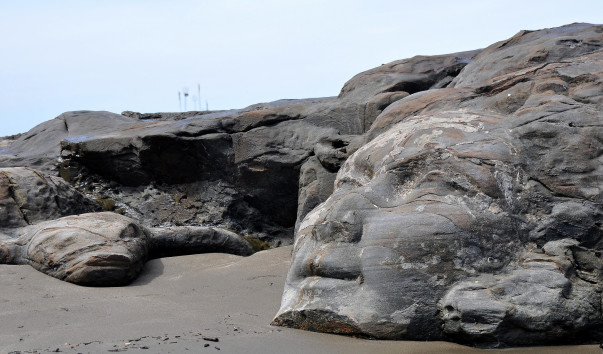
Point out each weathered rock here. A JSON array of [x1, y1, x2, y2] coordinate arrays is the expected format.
[[150, 226, 254, 258], [47, 100, 421, 242], [450, 23, 603, 88], [0, 111, 140, 174], [0, 212, 255, 286], [440, 239, 602, 345], [295, 157, 336, 234], [314, 135, 364, 173], [0, 169, 254, 285], [339, 50, 480, 131], [8, 212, 151, 286], [295, 135, 364, 233], [0, 45, 478, 246], [273, 23, 603, 347], [0, 167, 100, 228]]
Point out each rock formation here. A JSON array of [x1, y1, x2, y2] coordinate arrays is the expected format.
[[0, 22, 600, 347], [0, 168, 254, 285], [0, 48, 476, 245], [272, 23, 603, 346], [1, 211, 253, 286], [0, 167, 101, 229]]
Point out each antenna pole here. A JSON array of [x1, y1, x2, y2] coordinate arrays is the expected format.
[[197, 84, 201, 111], [183, 87, 189, 111]]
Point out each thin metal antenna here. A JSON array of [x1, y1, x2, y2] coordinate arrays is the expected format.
[[197, 84, 201, 110], [183, 87, 189, 111], [178, 92, 182, 111]]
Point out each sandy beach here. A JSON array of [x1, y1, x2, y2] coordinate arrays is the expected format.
[[1, 246, 600, 354]]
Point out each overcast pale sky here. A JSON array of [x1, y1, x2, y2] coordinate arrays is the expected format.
[[1, 0, 601, 136]]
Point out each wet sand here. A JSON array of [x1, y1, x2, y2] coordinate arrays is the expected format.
[[1, 246, 599, 353]]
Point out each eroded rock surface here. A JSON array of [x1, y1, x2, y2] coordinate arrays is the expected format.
[[273, 23, 603, 346], [0, 212, 254, 286], [23, 213, 150, 286], [0, 167, 254, 285], [440, 239, 601, 345], [0, 49, 477, 245], [0, 167, 100, 228]]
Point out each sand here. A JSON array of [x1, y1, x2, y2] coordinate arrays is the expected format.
[[1, 246, 600, 354]]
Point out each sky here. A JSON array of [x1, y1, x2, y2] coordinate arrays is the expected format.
[[1, 0, 601, 136]]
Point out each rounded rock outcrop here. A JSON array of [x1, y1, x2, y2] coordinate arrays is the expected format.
[[24, 212, 150, 286], [1, 211, 255, 286], [273, 23, 603, 347]]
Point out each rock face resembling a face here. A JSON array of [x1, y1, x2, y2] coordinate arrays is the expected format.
[[273, 24, 602, 346], [274, 108, 602, 345], [274, 112, 525, 339]]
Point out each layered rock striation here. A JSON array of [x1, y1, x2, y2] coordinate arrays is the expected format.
[[0, 49, 476, 245]]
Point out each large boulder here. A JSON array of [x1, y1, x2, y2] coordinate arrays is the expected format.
[[273, 23, 603, 347], [11, 212, 150, 286], [0, 212, 254, 286], [0, 47, 478, 246], [339, 50, 480, 131], [0, 169, 254, 286]]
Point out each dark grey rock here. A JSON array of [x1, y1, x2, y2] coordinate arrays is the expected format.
[[295, 157, 336, 234], [273, 23, 603, 347], [0, 43, 478, 246], [339, 50, 480, 131], [150, 226, 254, 258], [294, 135, 364, 233], [0, 111, 139, 174], [440, 239, 602, 345]]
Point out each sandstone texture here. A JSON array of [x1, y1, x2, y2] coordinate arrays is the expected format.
[[0, 22, 600, 347], [273, 23, 603, 347]]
